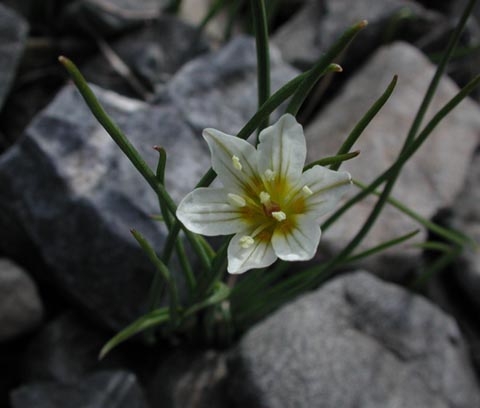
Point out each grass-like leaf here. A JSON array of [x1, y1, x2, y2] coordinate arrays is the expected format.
[[99, 308, 170, 359], [286, 19, 368, 116]]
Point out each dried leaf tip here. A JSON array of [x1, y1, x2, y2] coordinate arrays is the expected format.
[[331, 64, 343, 73], [358, 20, 368, 28]]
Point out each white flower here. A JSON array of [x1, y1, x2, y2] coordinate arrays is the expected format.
[[176, 114, 352, 274]]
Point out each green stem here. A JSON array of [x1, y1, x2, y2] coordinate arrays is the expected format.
[[250, 0, 271, 135]]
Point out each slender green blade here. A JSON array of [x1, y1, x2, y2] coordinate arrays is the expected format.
[[99, 308, 170, 359]]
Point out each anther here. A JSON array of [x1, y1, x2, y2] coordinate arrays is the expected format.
[[227, 193, 246, 207], [272, 211, 287, 222], [259, 191, 271, 205], [302, 185, 313, 196], [239, 235, 254, 249], [232, 155, 242, 171], [264, 169, 275, 181]]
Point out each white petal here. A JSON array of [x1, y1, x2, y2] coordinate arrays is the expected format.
[[227, 230, 277, 274], [176, 188, 246, 236], [272, 215, 321, 261], [203, 128, 260, 193], [300, 165, 352, 219], [257, 114, 306, 184]]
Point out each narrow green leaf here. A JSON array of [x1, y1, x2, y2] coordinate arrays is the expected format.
[[401, 0, 477, 150], [224, 0, 244, 41], [322, 74, 480, 233], [342, 229, 419, 264], [150, 146, 197, 300], [199, 0, 226, 30], [59, 56, 212, 272], [413, 241, 454, 253], [150, 214, 165, 222], [250, 0, 271, 134], [99, 308, 170, 359], [303, 151, 359, 171], [330, 75, 397, 171], [353, 179, 474, 248], [131, 229, 180, 326], [411, 246, 462, 289], [286, 19, 367, 116], [186, 282, 231, 316], [153, 146, 167, 184]]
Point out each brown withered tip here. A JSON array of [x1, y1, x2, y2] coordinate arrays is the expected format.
[[358, 20, 368, 28], [152, 145, 164, 152]]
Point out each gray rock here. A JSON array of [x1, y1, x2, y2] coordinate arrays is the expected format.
[[83, 15, 210, 98], [273, 0, 445, 69], [0, 258, 43, 342], [449, 152, 480, 311], [0, 84, 210, 330], [61, 0, 168, 34], [0, 3, 29, 112], [228, 271, 480, 408], [147, 349, 227, 408], [21, 311, 125, 384], [11, 370, 149, 408], [305, 42, 480, 280], [165, 36, 300, 135]]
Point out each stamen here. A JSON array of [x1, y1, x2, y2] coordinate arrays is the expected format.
[[232, 155, 242, 171], [259, 191, 271, 204], [264, 169, 275, 181], [239, 235, 254, 249], [272, 211, 287, 222], [302, 185, 313, 196], [227, 193, 246, 207]]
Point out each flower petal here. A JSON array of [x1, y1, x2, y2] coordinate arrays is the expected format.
[[257, 114, 306, 185], [300, 165, 352, 219], [203, 128, 260, 194], [227, 230, 277, 274], [272, 214, 321, 261], [176, 188, 246, 236]]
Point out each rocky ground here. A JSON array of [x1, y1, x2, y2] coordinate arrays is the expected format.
[[0, 0, 480, 407]]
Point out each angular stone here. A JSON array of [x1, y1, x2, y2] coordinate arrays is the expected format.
[[305, 42, 480, 280], [146, 349, 227, 408], [61, 0, 168, 34], [165, 36, 300, 135], [21, 311, 125, 384], [0, 258, 43, 342], [83, 15, 210, 97], [273, 0, 445, 69], [228, 271, 480, 408], [0, 3, 29, 112], [449, 153, 480, 312], [0, 85, 210, 330], [11, 370, 149, 408]]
